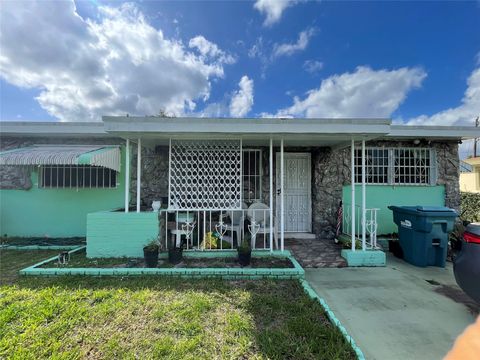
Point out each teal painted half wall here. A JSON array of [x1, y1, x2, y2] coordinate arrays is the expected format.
[[342, 185, 445, 235], [87, 211, 159, 258], [0, 147, 126, 238]]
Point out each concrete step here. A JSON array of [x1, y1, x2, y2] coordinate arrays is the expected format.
[[284, 232, 316, 240]]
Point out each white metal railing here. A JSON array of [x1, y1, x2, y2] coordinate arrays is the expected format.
[[342, 203, 379, 249], [157, 208, 276, 251]]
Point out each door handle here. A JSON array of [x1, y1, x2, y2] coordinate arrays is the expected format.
[[276, 189, 281, 195]]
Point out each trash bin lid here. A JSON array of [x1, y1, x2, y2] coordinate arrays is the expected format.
[[415, 206, 456, 213]]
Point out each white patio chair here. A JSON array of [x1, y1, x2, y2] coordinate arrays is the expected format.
[[170, 211, 196, 248], [246, 202, 278, 250], [221, 203, 248, 247]]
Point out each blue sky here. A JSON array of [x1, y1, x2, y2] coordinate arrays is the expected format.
[[0, 0, 479, 130]]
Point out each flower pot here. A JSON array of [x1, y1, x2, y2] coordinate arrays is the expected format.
[[237, 249, 251, 267], [152, 200, 162, 212], [143, 247, 159, 268], [168, 248, 183, 264]]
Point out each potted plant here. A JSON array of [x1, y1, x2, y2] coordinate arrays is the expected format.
[[143, 238, 159, 268], [167, 234, 183, 264], [237, 234, 252, 267]]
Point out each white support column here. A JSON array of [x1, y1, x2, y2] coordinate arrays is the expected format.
[[361, 139, 366, 251], [136, 138, 142, 213], [124, 139, 130, 213], [351, 138, 356, 251], [269, 138, 273, 252], [280, 138, 284, 252]]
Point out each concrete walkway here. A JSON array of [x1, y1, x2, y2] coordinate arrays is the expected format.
[[306, 254, 477, 360]]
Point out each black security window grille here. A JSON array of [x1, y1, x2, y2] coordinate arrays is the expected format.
[[39, 165, 117, 188]]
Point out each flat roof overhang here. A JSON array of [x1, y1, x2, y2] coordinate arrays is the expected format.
[[386, 125, 480, 141], [102, 116, 392, 147], [0, 121, 111, 138]]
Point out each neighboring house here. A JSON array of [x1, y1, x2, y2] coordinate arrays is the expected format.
[[1, 118, 479, 258], [460, 157, 480, 193]]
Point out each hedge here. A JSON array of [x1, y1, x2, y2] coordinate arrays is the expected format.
[[461, 192, 480, 222]]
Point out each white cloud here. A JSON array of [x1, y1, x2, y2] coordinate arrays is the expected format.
[[272, 66, 426, 118], [273, 28, 316, 57], [406, 68, 480, 126], [189, 35, 236, 64], [405, 67, 480, 160], [253, 0, 300, 26], [229, 76, 254, 117], [0, 1, 233, 121], [303, 60, 324, 74]]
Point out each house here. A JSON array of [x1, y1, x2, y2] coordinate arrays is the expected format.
[[1, 118, 479, 261], [460, 157, 480, 193]]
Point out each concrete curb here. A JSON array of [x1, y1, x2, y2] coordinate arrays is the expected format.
[[300, 279, 366, 360], [20, 248, 305, 279]]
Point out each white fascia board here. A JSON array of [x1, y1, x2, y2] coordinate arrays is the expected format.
[[388, 125, 480, 140], [102, 116, 392, 135], [0, 121, 110, 137]]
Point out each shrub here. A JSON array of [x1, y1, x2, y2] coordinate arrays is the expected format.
[[460, 192, 480, 223]]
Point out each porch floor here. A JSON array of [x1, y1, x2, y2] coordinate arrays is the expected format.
[[285, 238, 347, 268]]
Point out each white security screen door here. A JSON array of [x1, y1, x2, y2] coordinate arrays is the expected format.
[[276, 152, 312, 232]]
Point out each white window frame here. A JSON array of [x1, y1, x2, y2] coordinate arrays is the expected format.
[[354, 147, 436, 186], [38, 165, 118, 189], [242, 149, 263, 203]]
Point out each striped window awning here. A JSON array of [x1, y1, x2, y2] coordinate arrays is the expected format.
[[0, 145, 121, 172]]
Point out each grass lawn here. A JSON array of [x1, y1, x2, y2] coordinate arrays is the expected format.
[[0, 249, 59, 284], [0, 251, 356, 359]]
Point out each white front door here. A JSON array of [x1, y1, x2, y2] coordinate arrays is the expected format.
[[276, 152, 312, 232]]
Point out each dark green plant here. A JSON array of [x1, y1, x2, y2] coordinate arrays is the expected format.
[[144, 238, 159, 252], [238, 233, 251, 253], [342, 239, 362, 250], [460, 192, 480, 223]]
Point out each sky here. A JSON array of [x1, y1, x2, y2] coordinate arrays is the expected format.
[[0, 0, 479, 154]]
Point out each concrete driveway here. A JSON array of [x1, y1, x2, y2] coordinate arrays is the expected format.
[[306, 254, 478, 360]]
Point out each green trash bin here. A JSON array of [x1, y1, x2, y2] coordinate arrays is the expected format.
[[388, 206, 458, 267]]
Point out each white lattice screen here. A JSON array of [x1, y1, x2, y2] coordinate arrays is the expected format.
[[169, 139, 242, 210]]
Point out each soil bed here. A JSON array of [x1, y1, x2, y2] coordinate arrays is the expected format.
[[39, 250, 294, 269], [1, 236, 86, 246]]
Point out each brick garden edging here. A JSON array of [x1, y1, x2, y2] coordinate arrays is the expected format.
[[19, 247, 305, 279]]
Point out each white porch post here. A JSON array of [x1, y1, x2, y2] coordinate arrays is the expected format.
[[136, 138, 142, 213], [351, 138, 356, 251], [125, 139, 130, 213], [269, 138, 273, 252], [361, 139, 367, 251], [280, 138, 284, 252]]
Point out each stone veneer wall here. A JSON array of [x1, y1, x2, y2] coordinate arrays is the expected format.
[[131, 140, 459, 240], [311, 140, 460, 239], [130, 145, 169, 209], [3, 137, 459, 240]]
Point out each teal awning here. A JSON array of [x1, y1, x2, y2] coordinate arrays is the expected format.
[[0, 145, 121, 171]]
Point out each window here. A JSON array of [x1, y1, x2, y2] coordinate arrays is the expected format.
[[354, 147, 435, 185], [355, 148, 389, 184], [39, 165, 117, 189], [242, 149, 262, 203]]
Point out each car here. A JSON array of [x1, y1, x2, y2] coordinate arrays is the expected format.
[[453, 222, 480, 303]]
